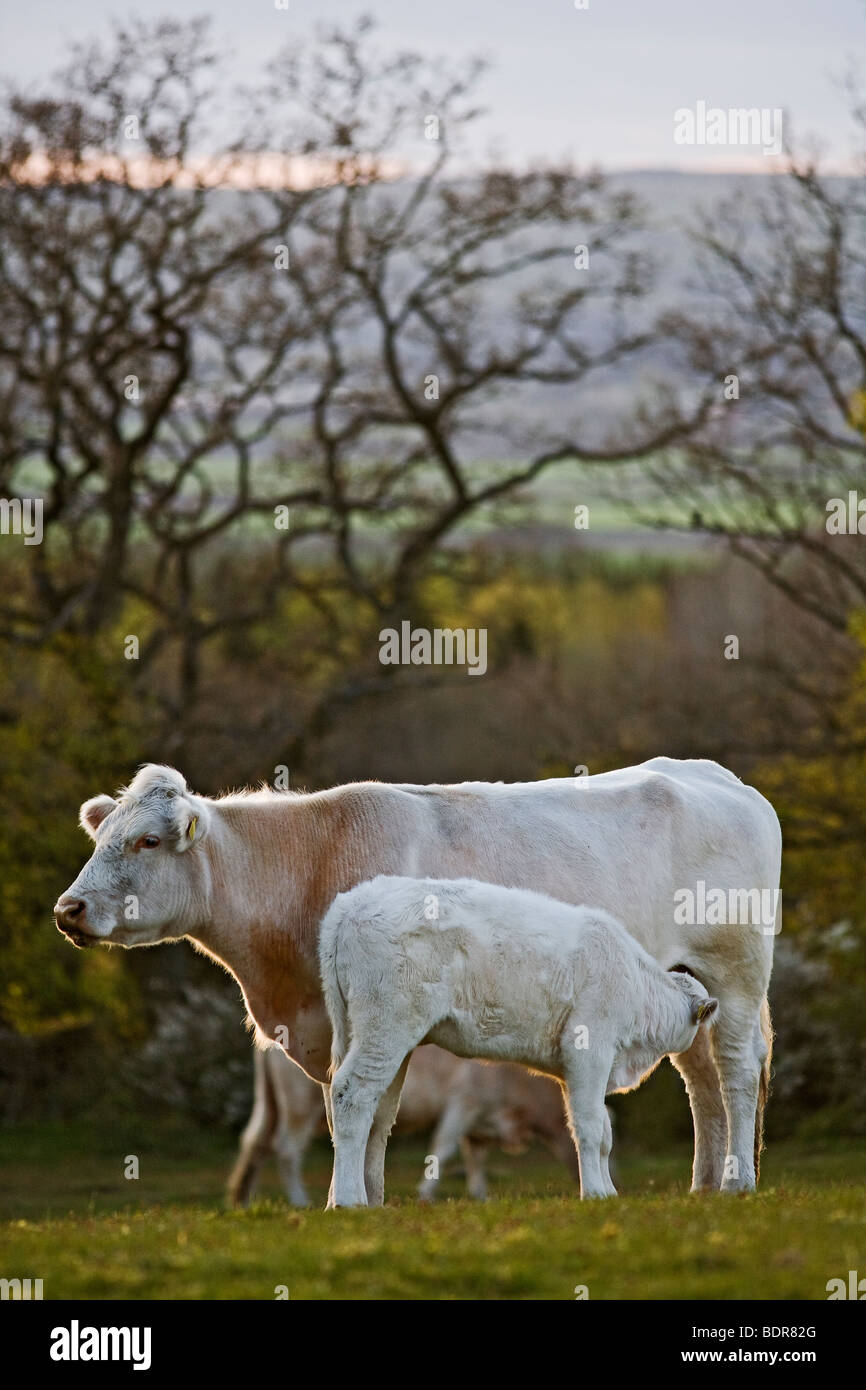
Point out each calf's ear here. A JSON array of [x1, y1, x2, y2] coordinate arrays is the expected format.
[[693, 997, 719, 1025], [79, 795, 117, 840]]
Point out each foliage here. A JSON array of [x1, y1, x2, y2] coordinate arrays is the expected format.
[[0, 633, 150, 1039]]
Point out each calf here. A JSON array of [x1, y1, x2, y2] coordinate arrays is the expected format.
[[320, 876, 717, 1203]]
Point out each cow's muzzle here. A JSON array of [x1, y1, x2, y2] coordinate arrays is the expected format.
[[54, 896, 95, 948]]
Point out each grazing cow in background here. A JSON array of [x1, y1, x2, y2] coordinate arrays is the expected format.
[[227, 1043, 595, 1207], [320, 877, 718, 1202], [413, 1051, 611, 1201], [55, 756, 779, 1199]]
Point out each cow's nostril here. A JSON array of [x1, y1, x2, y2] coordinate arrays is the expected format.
[[56, 899, 87, 928]]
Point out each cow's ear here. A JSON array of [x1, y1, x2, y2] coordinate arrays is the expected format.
[[79, 795, 117, 840], [693, 997, 719, 1026], [173, 796, 210, 852]]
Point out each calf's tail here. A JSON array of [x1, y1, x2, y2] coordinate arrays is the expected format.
[[318, 912, 350, 1078]]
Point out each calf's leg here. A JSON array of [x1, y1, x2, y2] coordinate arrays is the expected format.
[[561, 1057, 611, 1199], [364, 1055, 411, 1206], [328, 1045, 411, 1207]]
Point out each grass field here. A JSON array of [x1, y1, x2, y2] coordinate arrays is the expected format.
[[1, 1123, 864, 1300]]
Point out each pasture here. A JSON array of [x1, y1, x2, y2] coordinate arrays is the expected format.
[[2, 1122, 864, 1300]]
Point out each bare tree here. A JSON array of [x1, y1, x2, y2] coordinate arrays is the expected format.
[[0, 15, 708, 771], [630, 101, 866, 641]]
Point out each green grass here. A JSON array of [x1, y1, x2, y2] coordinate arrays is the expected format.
[[1, 1125, 864, 1299]]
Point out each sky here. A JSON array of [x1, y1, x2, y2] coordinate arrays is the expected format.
[[3, 0, 864, 171]]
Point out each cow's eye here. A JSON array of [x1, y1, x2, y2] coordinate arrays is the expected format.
[[137, 835, 161, 850]]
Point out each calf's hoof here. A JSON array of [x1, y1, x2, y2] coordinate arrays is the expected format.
[[720, 1178, 756, 1194]]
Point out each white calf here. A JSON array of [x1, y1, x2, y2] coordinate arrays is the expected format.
[[319, 877, 718, 1203]]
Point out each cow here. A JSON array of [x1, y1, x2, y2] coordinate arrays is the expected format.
[[320, 877, 718, 1202], [227, 1043, 589, 1207], [54, 756, 779, 1197]]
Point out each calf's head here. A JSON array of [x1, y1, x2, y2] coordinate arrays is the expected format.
[[667, 970, 719, 1054], [608, 968, 718, 1094], [54, 765, 211, 949]]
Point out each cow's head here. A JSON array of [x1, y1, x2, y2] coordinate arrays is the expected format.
[[54, 765, 212, 949]]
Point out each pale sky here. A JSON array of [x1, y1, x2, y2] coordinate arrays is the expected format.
[[3, 0, 864, 170]]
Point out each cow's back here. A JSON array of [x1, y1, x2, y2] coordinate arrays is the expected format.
[[386, 758, 780, 967]]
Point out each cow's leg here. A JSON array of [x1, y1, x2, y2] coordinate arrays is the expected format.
[[417, 1092, 476, 1201], [544, 1081, 584, 1188], [669, 1026, 727, 1192], [268, 1068, 318, 1208], [549, 1125, 583, 1187], [600, 1105, 617, 1197], [460, 1136, 490, 1200], [561, 1057, 611, 1199], [274, 1124, 314, 1207], [364, 1054, 410, 1206], [226, 1053, 277, 1208], [226, 1118, 272, 1208], [710, 996, 768, 1194]]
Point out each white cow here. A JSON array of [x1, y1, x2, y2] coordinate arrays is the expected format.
[[55, 757, 779, 1197], [227, 1044, 591, 1206], [320, 877, 719, 1202]]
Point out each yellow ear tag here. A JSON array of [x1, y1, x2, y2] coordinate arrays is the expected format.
[[188, 817, 197, 842]]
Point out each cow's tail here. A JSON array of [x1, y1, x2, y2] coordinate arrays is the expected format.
[[755, 994, 773, 1182], [318, 907, 350, 1080], [226, 1047, 279, 1208]]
